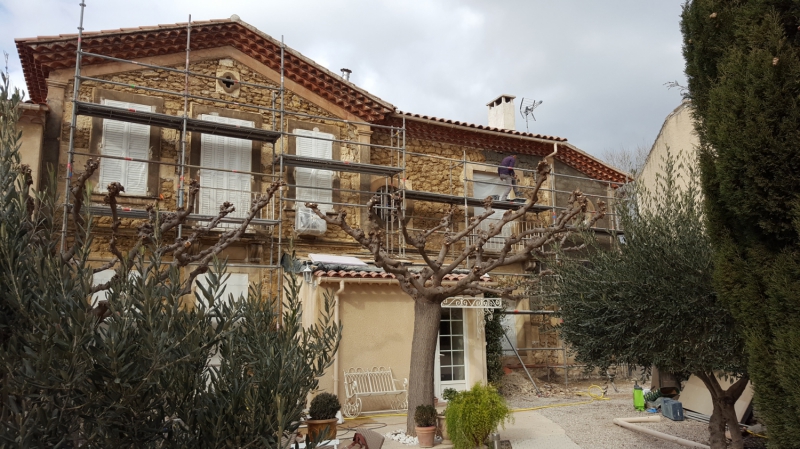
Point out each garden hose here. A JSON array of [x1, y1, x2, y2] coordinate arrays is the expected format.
[[510, 384, 610, 413]]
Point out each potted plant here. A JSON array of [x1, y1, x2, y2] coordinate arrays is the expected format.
[[415, 404, 438, 448], [307, 392, 341, 442], [437, 388, 459, 443], [445, 384, 512, 449]]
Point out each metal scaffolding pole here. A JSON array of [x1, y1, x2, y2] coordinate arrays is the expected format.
[[502, 326, 541, 395], [59, 0, 87, 252], [177, 15, 191, 239]]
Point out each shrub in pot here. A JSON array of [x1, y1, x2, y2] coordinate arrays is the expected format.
[[437, 388, 460, 442], [445, 383, 512, 449], [307, 392, 341, 441], [414, 404, 438, 448]]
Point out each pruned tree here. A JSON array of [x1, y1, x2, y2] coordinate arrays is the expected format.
[[551, 151, 748, 449], [308, 160, 606, 432]]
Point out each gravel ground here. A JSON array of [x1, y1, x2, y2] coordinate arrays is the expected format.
[[502, 375, 712, 448]]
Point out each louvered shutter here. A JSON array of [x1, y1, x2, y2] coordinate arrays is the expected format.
[[99, 100, 152, 196], [199, 115, 254, 222], [99, 119, 127, 192], [312, 132, 334, 212]]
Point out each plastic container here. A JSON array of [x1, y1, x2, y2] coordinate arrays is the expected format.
[[661, 398, 684, 421], [633, 381, 645, 411]]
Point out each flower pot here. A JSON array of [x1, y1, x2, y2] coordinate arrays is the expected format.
[[436, 415, 450, 444], [416, 425, 437, 448], [307, 418, 338, 441]]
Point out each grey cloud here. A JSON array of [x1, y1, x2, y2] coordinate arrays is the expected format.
[[1, 0, 687, 157]]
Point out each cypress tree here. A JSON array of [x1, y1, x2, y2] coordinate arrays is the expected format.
[[682, 1, 800, 445]]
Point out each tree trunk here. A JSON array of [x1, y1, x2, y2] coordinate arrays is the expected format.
[[697, 372, 749, 449], [406, 298, 442, 434]]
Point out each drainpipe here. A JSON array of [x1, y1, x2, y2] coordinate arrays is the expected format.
[[332, 280, 345, 395], [546, 142, 558, 225]]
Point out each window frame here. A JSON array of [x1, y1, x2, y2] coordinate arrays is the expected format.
[[188, 105, 264, 217], [88, 88, 164, 199], [286, 120, 342, 213]]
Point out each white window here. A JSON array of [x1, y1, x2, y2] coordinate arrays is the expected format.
[[90, 269, 140, 307], [472, 172, 513, 252], [199, 115, 254, 223], [194, 272, 250, 308], [99, 100, 153, 196], [294, 128, 334, 235]]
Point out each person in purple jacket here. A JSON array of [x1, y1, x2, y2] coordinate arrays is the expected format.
[[498, 154, 523, 201]]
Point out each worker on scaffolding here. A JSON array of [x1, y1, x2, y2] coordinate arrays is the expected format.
[[498, 154, 523, 201]]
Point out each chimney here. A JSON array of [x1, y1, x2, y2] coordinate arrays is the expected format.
[[487, 94, 516, 130], [341, 68, 352, 81]]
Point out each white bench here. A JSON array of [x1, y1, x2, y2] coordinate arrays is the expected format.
[[342, 367, 408, 418]]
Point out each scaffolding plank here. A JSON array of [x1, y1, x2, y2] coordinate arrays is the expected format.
[[401, 190, 551, 212], [280, 154, 404, 176], [74, 101, 280, 143], [86, 206, 279, 227]]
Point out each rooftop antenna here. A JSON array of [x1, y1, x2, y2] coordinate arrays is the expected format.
[[519, 97, 543, 132]]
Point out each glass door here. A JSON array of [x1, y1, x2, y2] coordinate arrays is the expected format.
[[435, 308, 468, 397]]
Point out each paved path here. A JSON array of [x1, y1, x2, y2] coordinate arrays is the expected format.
[[342, 409, 580, 449]]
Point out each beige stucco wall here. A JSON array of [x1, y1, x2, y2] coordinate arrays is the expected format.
[[304, 279, 487, 411], [638, 100, 699, 195]]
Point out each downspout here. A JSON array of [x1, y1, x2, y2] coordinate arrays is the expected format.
[[546, 142, 558, 225], [332, 280, 345, 395]]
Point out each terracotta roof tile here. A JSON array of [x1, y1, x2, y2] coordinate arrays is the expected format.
[[381, 113, 631, 184], [15, 17, 394, 122], [398, 111, 567, 142]]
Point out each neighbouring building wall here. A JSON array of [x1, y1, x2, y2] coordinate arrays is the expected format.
[[638, 100, 699, 195]]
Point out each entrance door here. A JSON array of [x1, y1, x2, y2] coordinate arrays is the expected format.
[[434, 308, 468, 398]]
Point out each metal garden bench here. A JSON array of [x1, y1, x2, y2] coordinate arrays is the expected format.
[[342, 367, 408, 418]]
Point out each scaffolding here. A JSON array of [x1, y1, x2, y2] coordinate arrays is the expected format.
[[57, 4, 626, 318]]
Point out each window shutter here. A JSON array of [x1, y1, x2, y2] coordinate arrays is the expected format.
[[91, 269, 116, 306], [100, 100, 152, 196], [195, 272, 249, 308], [472, 172, 513, 251], [126, 122, 150, 195], [199, 115, 254, 221], [99, 119, 127, 192]]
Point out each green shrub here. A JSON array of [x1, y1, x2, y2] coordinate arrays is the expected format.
[[441, 388, 459, 403], [414, 404, 438, 427], [484, 309, 506, 384], [445, 383, 512, 449], [309, 392, 341, 420]]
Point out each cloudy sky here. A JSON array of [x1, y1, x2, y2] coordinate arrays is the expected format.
[[0, 0, 687, 160]]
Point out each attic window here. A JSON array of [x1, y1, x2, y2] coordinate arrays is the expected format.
[[218, 71, 239, 94]]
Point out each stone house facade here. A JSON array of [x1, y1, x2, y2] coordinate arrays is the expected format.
[[15, 16, 628, 408]]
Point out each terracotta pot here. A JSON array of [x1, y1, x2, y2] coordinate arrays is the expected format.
[[307, 418, 338, 441], [416, 425, 437, 448], [436, 415, 450, 443]]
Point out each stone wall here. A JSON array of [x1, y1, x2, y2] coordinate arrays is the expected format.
[[53, 57, 373, 294]]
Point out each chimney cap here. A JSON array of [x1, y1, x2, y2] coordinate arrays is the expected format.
[[486, 94, 516, 107]]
